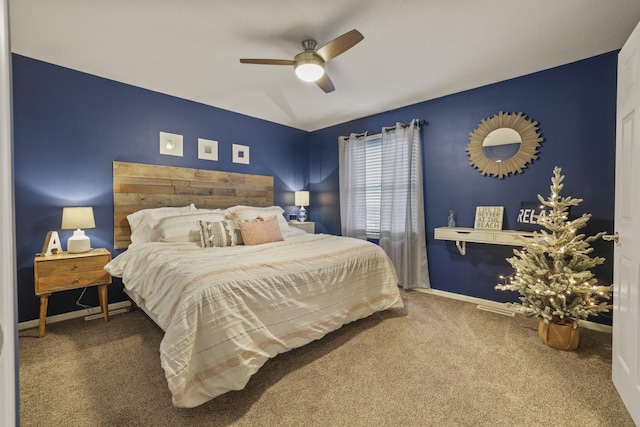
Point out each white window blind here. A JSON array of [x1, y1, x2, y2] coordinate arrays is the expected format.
[[365, 134, 382, 238]]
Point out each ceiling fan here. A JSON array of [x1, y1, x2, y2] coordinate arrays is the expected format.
[[240, 29, 364, 93]]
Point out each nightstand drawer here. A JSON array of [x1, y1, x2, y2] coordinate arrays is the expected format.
[[35, 254, 110, 277], [289, 221, 315, 233], [36, 269, 111, 294], [34, 250, 112, 295]]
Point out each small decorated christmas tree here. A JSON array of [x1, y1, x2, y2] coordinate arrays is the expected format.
[[496, 167, 613, 327]]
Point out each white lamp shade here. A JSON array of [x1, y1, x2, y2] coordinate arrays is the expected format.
[[61, 207, 95, 229], [61, 207, 95, 253], [295, 191, 309, 207]]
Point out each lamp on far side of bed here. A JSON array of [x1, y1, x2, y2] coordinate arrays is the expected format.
[[295, 191, 309, 222], [61, 207, 96, 253]]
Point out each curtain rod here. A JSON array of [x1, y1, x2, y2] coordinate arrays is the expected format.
[[340, 120, 429, 139], [383, 119, 428, 132]]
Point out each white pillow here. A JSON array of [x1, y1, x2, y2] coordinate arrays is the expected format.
[[157, 211, 227, 243], [192, 207, 229, 215], [227, 205, 289, 232], [127, 204, 195, 244], [282, 227, 306, 238]]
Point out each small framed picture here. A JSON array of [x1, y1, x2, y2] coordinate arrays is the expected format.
[[232, 144, 250, 164], [198, 138, 218, 161], [474, 206, 504, 230], [159, 131, 183, 157]]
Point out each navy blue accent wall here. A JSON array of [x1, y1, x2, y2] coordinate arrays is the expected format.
[[13, 55, 309, 323], [308, 52, 617, 325]]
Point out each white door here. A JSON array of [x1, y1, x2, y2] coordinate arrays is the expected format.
[[613, 19, 640, 426]]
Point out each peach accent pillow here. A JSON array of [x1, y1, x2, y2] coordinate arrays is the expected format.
[[237, 216, 284, 246]]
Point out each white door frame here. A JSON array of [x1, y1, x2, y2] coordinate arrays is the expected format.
[[0, 0, 17, 425]]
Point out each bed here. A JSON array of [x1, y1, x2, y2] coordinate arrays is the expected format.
[[106, 162, 404, 408]]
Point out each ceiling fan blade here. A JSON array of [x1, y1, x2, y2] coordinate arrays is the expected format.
[[316, 29, 364, 62], [240, 59, 295, 66], [316, 73, 335, 93]]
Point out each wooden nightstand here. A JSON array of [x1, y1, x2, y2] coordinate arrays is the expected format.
[[289, 221, 315, 233], [33, 248, 112, 337]]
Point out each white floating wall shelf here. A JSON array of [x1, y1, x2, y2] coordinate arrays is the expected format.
[[434, 227, 535, 255]]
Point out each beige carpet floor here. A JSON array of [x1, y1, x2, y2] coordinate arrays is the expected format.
[[19, 291, 634, 427]]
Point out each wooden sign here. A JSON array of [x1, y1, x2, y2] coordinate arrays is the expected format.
[[474, 206, 504, 230]]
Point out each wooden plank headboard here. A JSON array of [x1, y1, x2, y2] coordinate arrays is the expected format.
[[113, 161, 274, 249]]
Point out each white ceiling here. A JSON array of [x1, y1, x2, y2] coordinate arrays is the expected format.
[[9, 1, 640, 132]]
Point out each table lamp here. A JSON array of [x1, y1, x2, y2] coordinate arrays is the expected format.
[[61, 207, 96, 253], [294, 191, 309, 222]]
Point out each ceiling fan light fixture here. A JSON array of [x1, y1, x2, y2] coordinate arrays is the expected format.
[[295, 63, 324, 82], [294, 52, 324, 82], [239, 29, 363, 93]]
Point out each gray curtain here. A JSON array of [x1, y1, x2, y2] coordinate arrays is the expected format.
[[338, 133, 368, 240], [379, 120, 430, 289]]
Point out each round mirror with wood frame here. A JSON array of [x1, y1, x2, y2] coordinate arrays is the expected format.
[[466, 111, 543, 178]]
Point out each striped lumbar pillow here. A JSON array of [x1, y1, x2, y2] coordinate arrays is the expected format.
[[199, 220, 244, 248]]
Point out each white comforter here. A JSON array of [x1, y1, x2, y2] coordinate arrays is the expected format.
[[105, 232, 403, 407]]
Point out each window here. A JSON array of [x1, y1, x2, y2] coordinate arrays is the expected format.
[[365, 134, 382, 238]]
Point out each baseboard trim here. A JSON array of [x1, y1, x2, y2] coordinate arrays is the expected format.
[[476, 304, 516, 317], [21, 291, 612, 334], [415, 288, 612, 334], [18, 301, 132, 331]]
